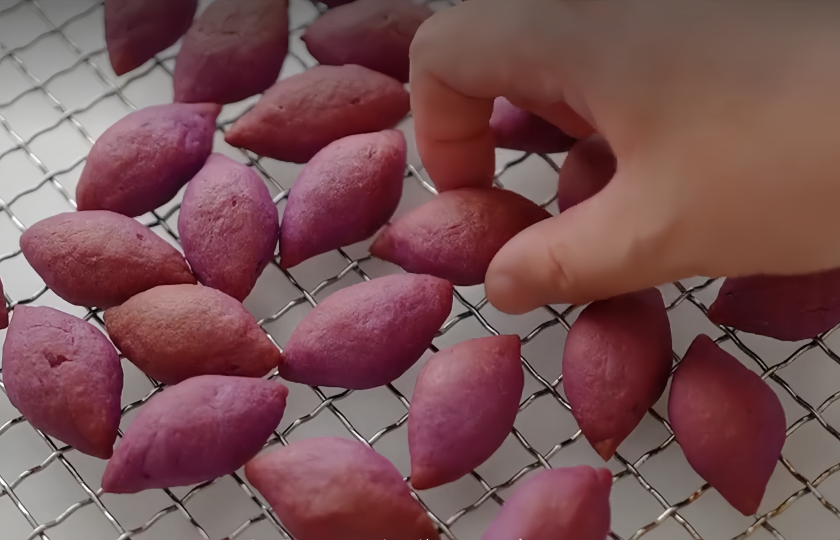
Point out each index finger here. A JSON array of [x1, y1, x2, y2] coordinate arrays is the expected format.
[[409, 6, 497, 191]]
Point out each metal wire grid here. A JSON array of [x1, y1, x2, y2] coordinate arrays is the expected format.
[[0, 0, 839, 539]]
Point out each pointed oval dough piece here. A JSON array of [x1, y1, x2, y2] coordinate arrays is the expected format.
[[557, 134, 616, 213], [76, 103, 219, 218], [563, 289, 672, 460], [302, 0, 433, 82], [482, 466, 613, 540], [669, 335, 786, 515], [371, 187, 551, 286], [409, 335, 523, 489], [280, 130, 406, 269], [20, 211, 196, 309], [245, 437, 440, 540], [105, 0, 197, 75], [102, 375, 288, 493], [279, 274, 452, 389], [3, 305, 122, 459], [490, 97, 576, 154], [707, 270, 840, 341], [225, 65, 410, 163], [174, 0, 289, 104], [104, 284, 281, 385], [179, 154, 279, 301]]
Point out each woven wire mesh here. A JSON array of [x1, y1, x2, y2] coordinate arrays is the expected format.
[[1, 0, 840, 539]]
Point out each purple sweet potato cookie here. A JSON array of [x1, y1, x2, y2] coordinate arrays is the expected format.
[[104, 284, 282, 385], [20, 211, 196, 309], [371, 187, 551, 286], [225, 65, 410, 163], [563, 289, 672, 460], [0, 278, 7, 330], [105, 0, 197, 76], [669, 335, 786, 515], [76, 103, 219, 218], [557, 134, 616, 213], [280, 130, 406, 269], [174, 0, 289, 104], [245, 437, 440, 540], [102, 375, 288, 493], [3, 306, 122, 459], [490, 97, 576, 154], [707, 269, 840, 341], [482, 466, 612, 540], [409, 335, 523, 489], [179, 154, 279, 301], [279, 274, 452, 389], [302, 0, 433, 82]]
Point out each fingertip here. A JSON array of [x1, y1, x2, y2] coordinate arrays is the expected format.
[[486, 217, 575, 313], [416, 130, 496, 191]]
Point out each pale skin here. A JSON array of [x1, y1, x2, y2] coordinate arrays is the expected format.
[[409, 0, 840, 314]]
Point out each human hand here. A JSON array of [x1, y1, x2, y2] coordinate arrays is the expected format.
[[409, 0, 840, 313]]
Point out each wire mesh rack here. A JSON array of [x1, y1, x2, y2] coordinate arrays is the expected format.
[[1, 0, 840, 539]]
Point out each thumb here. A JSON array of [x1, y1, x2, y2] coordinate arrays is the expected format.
[[485, 172, 683, 313]]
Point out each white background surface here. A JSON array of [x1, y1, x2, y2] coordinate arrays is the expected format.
[[1, 1, 840, 539]]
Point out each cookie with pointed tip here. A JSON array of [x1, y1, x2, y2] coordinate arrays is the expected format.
[[371, 188, 551, 286], [409, 335, 523, 490], [563, 289, 672, 461], [482, 466, 612, 540], [246, 437, 440, 540], [279, 274, 451, 389], [174, 0, 289, 104], [557, 134, 617, 213], [707, 270, 840, 341], [302, 0, 433, 82], [280, 130, 406, 269], [76, 103, 219, 218], [102, 375, 288, 493], [0, 278, 7, 330], [225, 65, 410, 163], [3, 306, 122, 459], [669, 335, 786, 515], [179, 154, 279, 301], [105, 0, 197, 76], [20, 211, 196, 309], [104, 284, 281, 385], [490, 97, 576, 154]]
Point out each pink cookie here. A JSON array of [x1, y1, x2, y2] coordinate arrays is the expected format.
[[708, 269, 840, 341], [3, 306, 122, 459], [669, 335, 786, 515], [76, 103, 219, 217], [371, 188, 550, 285], [490, 97, 576, 154], [105, 0, 197, 75], [302, 0, 433, 82], [179, 154, 279, 301], [280, 130, 406, 269], [482, 467, 612, 540], [246, 437, 440, 540], [563, 289, 672, 460], [409, 335, 523, 489], [225, 65, 410, 163], [103, 375, 288, 493], [174, 0, 289, 104], [21, 211, 196, 309], [279, 274, 452, 389]]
